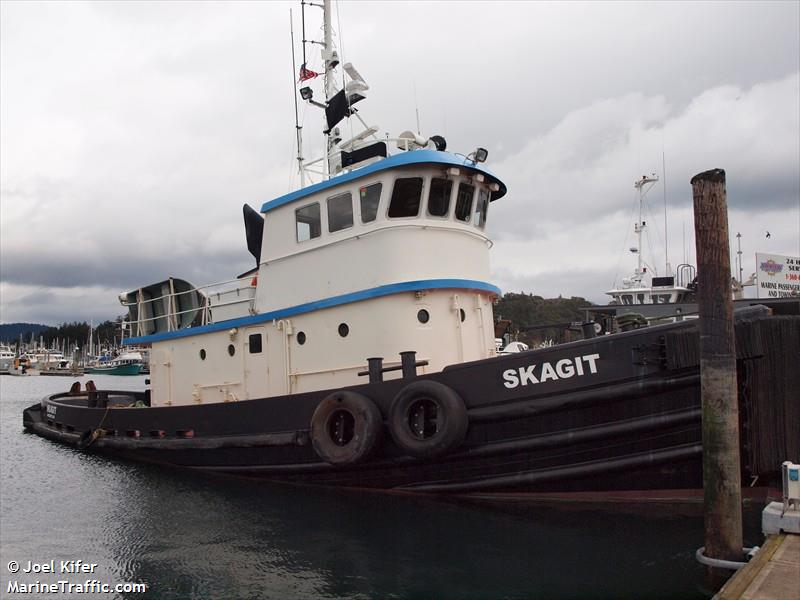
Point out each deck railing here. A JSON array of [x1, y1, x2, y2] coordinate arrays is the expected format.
[[121, 276, 257, 338]]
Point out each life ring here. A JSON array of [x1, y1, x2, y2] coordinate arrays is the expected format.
[[310, 391, 382, 465], [388, 380, 468, 458]]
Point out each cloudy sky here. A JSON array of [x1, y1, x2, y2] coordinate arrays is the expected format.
[[1, 0, 798, 325]]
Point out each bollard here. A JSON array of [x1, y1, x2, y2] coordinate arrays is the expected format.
[[367, 357, 384, 384], [691, 168, 743, 566], [399, 351, 417, 379]]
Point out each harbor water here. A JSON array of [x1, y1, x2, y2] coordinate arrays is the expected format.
[[1, 376, 764, 599]]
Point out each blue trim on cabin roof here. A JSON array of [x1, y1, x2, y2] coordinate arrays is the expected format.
[[123, 278, 502, 345], [261, 150, 507, 213]]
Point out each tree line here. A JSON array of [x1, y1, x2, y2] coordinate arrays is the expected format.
[[494, 292, 594, 346], [1, 319, 124, 349]]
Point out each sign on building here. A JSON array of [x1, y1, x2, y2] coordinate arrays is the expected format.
[[756, 252, 800, 298]]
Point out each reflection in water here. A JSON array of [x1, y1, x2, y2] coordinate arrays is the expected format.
[[1, 376, 762, 599]]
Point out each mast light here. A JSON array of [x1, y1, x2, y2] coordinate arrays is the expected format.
[[469, 147, 488, 163]]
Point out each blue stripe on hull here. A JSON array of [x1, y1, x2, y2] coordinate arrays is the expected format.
[[123, 278, 501, 346]]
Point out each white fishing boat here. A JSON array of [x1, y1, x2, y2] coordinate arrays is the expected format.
[[0, 345, 15, 374], [606, 175, 696, 307]]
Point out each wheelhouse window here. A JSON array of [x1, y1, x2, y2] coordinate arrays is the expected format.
[[474, 188, 489, 229], [327, 192, 353, 233], [296, 202, 321, 242], [388, 177, 423, 218], [427, 177, 452, 217], [455, 182, 474, 222], [359, 183, 382, 223]]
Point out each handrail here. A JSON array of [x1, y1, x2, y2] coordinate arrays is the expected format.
[[123, 277, 257, 335], [120, 276, 252, 308]]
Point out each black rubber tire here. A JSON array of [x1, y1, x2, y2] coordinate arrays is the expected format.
[[310, 391, 383, 465], [388, 380, 468, 458]]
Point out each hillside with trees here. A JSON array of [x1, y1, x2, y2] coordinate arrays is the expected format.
[[0, 320, 124, 350], [494, 292, 594, 346]]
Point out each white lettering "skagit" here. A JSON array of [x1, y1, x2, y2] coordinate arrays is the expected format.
[[502, 353, 600, 389]]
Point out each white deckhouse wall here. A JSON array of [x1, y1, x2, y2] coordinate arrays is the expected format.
[[140, 156, 504, 407]]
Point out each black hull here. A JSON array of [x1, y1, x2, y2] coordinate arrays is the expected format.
[[23, 311, 800, 498]]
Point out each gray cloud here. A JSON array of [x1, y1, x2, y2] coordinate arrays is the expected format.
[[1, 1, 799, 324]]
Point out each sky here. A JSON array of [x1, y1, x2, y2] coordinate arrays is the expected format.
[[1, 0, 799, 325]]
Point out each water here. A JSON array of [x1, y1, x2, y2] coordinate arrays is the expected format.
[[1, 375, 764, 599]]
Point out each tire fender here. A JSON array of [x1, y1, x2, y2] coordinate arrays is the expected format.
[[388, 380, 468, 458], [310, 390, 383, 465]]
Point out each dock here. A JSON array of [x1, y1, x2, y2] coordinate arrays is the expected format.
[[713, 533, 799, 600]]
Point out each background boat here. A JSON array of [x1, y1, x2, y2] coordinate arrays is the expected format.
[[85, 351, 144, 375]]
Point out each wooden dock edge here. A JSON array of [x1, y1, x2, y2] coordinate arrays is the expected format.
[[712, 533, 788, 600]]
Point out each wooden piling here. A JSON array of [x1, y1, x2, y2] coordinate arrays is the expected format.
[[691, 168, 743, 564]]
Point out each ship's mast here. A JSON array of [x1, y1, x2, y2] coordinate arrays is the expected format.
[[294, 0, 340, 184], [289, 9, 306, 187], [322, 0, 335, 179], [294, 0, 376, 185], [633, 174, 659, 282]]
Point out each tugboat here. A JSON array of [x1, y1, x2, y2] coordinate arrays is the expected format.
[[23, 1, 799, 500]]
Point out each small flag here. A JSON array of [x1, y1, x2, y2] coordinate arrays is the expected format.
[[298, 63, 320, 82]]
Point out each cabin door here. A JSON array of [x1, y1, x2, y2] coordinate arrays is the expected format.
[[243, 326, 269, 400], [150, 346, 172, 406]]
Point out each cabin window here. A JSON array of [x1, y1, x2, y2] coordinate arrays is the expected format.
[[297, 331, 306, 345], [338, 323, 349, 337], [360, 183, 382, 223], [248, 334, 262, 354], [427, 177, 452, 217], [388, 177, 423, 218], [621, 295, 633, 305], [455, 182, 475, 222], [327, 192, 353, 233], [474, 188, 489, 229], [228, 344, 236, 356], [296, 203, 321, 242], [637, 294, 645, 304], [417, 309, 430, 324]]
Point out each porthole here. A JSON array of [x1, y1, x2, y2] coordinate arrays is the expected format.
[[338, 323, 349, 337], [199, 349, 206, 360], [460, 308, 466, 322], [228, 344, 236, 357], [417, 309, 430, 324], [297, 331, 307, 345]]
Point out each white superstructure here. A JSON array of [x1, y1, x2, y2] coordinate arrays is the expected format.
[[120, 1, 506, 407]]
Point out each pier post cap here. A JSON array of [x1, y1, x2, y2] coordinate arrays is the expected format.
[[690, 168, 726, 185]]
